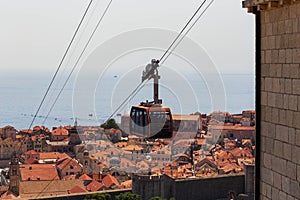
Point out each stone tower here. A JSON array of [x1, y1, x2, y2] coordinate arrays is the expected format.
[[8, 152, 20, 196]]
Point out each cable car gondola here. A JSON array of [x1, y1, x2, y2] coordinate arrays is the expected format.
[[130, 59, 173, 139]]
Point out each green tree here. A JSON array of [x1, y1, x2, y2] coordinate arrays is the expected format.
[[84, 193, 111, 200], [115, 192, 141, 200], [149, 197, 167, 200], [100, 119, 119, 129]]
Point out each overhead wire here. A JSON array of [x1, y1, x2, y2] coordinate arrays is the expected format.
[[26, 0, 94, 132], [124, 0, 216, 114], [34, 0, 113, 198], [105, 0, 214, 123], [42, 0, 113, 125], [16, 0, 94, 155], [24, 0, 214, 197], [12, 0, 94, 195], [159, 0, 207, 62], [160, 0, 215, 64], [41, 0, 102, 120]]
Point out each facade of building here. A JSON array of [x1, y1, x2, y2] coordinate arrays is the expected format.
[[243, 1, 300, 199], [0, 126, 17, 140], [51, 127, 69, 141]]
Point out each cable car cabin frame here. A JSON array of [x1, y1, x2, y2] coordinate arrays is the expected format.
[[130, 104, 173, 139]]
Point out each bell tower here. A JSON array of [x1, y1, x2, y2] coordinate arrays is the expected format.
[[9, 152, 20, 196]]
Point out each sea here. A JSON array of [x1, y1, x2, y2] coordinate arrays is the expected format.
[[0, 73, 255, 130]]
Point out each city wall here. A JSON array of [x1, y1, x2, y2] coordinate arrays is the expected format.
[[132, 174, 245, 200]]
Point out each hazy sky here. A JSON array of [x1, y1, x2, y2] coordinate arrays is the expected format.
[[0, 0, 254, 77]]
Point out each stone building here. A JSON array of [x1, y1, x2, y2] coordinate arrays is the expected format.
[[8, 152, 20, 196], [132, 173, 246, 200], [0, 126, 17, 140], [243, 1, 300, 199], [0, 139, 27, 167]]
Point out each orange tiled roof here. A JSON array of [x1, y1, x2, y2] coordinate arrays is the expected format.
[[64, 125, 72, 130], [92, 174, 102, 181], [15, 134, 22, 139], [1, 191, 18, 199], [209, 125, 255, 131], [39, 152, 70, 160], [79, 174, 92, 181], [25, 150, 38, 155], [68, 185, 88, 194], [26, 157, 39, 164], [33, 126, 42, 131], [86, 180, 105, 192], [121, 180, 132, 189], [57, 157, 82, 171], [172, 114, 200, 121], [229, 147, 253, 158], [115, 142, 127, 148], [52, 127, 69, 136], [19, 179, 84, 198], [63, 175, 76, 180], [20, 164, 59, 181], [19, 129, 32, 134], [103, 174, 119, 188], [123, 145, 143, 151]]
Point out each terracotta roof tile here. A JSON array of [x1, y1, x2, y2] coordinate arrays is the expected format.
[[102, 174, 119, 188], [25, 157, 39, 164], [1, 191, 18, 199], [19, 179, 84, 198], [20, 164, 59, 181], [57, 157, 82, 172], [25, 150, 38, 155], [121, 180, 132, 189], [19, 129, 32, 134], [79, 174, 92, 181], [52, 127, 69, 136], [68, 185, 88, 194], [63, 175, 76, 180], [92, 174, 102, 181], [39, 152, 70, 160], [86, 180, 105, 192]]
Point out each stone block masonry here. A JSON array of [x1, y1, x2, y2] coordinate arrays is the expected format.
[[244, 1, 300, 199]]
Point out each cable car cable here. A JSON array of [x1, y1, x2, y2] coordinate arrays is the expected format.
[[42, 0, 113, 125], [159, 0, 207, 62], [161, 0, 215, 64], [14, 0, 95, 194], [105, 0, 213, 122], [34, 1, 114, 198], [41, 0, 102, 117], [26, 0, 94, 132]]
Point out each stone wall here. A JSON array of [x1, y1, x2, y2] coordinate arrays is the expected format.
[[32, 189, 132, 200], [259, 2, 300, 200], [132, 174, 246, 200], [173, 175, 245, 200]]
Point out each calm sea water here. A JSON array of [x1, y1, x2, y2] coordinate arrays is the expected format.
[[0, 73, 255, 130]]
